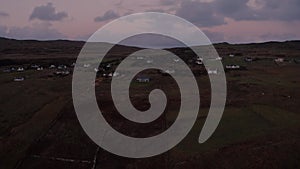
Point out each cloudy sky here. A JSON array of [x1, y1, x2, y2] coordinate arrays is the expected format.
[[0, 0, 300, 43]]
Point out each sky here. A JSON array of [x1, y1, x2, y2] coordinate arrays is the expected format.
[[0, 0, 300, 43]]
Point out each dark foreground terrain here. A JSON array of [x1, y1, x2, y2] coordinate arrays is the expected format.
[[0, 37, 300, 169]]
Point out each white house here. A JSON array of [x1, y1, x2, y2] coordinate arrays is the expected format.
[[37, 67, 43, 71], [136, 77, 150, 83], [207, 69, 218, 75], [174, 59, 180, 62], [215, 57, 222, 61], [146, 60, 153, 64], [244, 57, 253, 62], [17, 67, 24, 72], [58, 65, 67, 70], [108, 72, 119, 77], [31, 64, 39, 69], [83, 63, 91, 68], [164, 69, 175, 74], [274, 58, 284, 63], [195, 60, 203, 65], [49, 65, 56, 69], [54, 70, 70, 76], [196, 56, 203, 61], [14, 77, 25, 82]]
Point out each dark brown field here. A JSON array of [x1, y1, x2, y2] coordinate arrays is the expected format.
[[0, 37, 300, 169]]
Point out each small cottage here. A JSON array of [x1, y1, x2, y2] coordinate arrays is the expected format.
[[37, 67, 43, 71], [274, 58, 284, 63], [49, 65, 56, 69], [17, 67, 24, 72], [58, 65, 67, 70], [83, 64, 91, 68], [31, 64, 39, 69], [244, 57, 253, 62], [108, 72, 119, 77], [54, 70, 70, 76], [195, 60, 203, 65], [14, 77, 25, 82], [215, 57, 222, 61], [174, 59, 180, 62], [146, 60, 153, 64], [196, 56, 203, 61], [136, 77, 150, 83], [164, 69, 175, 74], [207, 69, 218, 75]]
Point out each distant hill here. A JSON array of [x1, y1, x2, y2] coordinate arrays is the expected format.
[[212, 40, 300, 58], [0, 37, 85, 60], [0, 37, 299, 61]]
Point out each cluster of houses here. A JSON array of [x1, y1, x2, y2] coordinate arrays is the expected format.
[[53, 70, 70, 76], [3, 67, 25, 73], [51, 64, 71, 77], [5, 52, 298, 83], [193, 56, 224, 66], [275, 57, 300, 64], [3, 63, 74, 73], [225, 65, 246, 71], [85, 54, 299, 82], [226, 65, 240, 69], [2, 63, 76, 82], [192, 54, 240, 75], [192, 53, 299, 74]]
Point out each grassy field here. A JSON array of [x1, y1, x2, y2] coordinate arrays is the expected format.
[[0, 39, 300, 169]]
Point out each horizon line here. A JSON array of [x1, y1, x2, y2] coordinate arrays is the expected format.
[[1, 36, 299, 47]]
